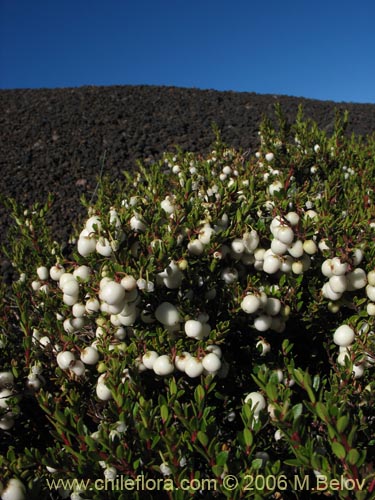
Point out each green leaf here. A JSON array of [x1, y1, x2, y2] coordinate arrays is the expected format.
[[347, 425, 358, 447], [265, 382, 278, 402], [243, 428, 253, 447], [251, 458, 263, 470], [331, 441, 346, 460], [197, 431, 209, 447], [212, 465, 224, 478], [194, 385, 205, 405], [291, 403, 303, 420], [242, 403, 252, 422], [346, 448, 360, 465], [160, 404, 169, 423], [293, 368, 305, 385], [169, 377, 177, 396], [336, 415, 349, 434], [315, 402, 329, 423], [327, 423, 337, 440], [312, 375, 320, 391], [215, 451, 229, 467]]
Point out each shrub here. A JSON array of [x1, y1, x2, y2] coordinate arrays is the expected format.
[[0, 106, 375, 499]]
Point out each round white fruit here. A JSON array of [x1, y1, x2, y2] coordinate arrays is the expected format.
[[333, 325, 355, 347], [331, 257, 348, 276], [174, 352, 192, 371], [244, 392, 266, 415], [329, 275, 348, 294], [202, 353, 222, 373], [367, 270, 375, 286], [256, 340, 271, 355], [206, 345, 222, 358], [0, 389, 13, 409], [184, 357, 204, 378], [263, 255, 280, 274], [366, 285, 375, 302], [96, 380, 112, 401], [285, 211, 300, 226], [73, 265, 91, 282], [270, 238, 289, 255], [265, 298, 281, 316], [346, 268, 367, 290], [321, 259, 334, 278], [121, 275, 137, 291], [184, 319, 204, 338], [70, 360, 85, 377], [155, 302, 180, 326], [56, 351, 76, 370], [1, 478, 26, 500], [36, 266, 49, 280], [241, 294, 260, 314], [322, 282, 342, 301], [50, 264, 65, 281], [142, 351, 159, 370], [242, 230, 259, 252], [337, 350, 351, 366], [85, 215, 102, 233], [96, 237, 112, 257], [85, 297, 100, 313], [254, 314, 272, 332], [352, 364, 364, 379], [100, 281, 125, 305], [0, 371, 14, 388], [80, 346, 99, 365], [221, 267, 239, 284], [274, 226, 294, 245], [0, 414, 15, 430], [77, 231, 97, 257], [288, 240, 304, 258], [187, 239, 204, 256], [62, 293, 78, 306], [153, 355, 174, 376], [303, 240, 318, 255], [72, 302, 86, 318], [231, 238, 245, 256]]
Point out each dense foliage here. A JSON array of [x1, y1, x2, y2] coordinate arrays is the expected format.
[[1, 106, 374, 499]]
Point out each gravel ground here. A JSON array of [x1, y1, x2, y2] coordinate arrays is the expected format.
[[1, 84, 375, 281]]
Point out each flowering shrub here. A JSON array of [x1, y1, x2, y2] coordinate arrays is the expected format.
[[1, 106, 375, 499]]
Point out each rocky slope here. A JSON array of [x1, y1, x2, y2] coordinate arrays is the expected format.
[[1, 84, 375, 280]]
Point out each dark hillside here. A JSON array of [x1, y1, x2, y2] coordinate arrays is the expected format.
[[1, 84, 375, 278]]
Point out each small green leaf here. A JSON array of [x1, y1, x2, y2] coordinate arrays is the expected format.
[[291, 403, 303, 420], [197, 431, 209, 447], [293, 368, 305, 385], [346, 448, 360, 465], [251, 458, 263, 470], [336, 415, 349, 434], [265, 382, 278, 402], [347, 425, 358, 447], [312, 375, 320, 391], [160, 404, 169, 423], [327, 423, 337, 440], [215, 451, 229, 467], [169, 377, 177, 395], [331, 441, 346, 460], [315, 402, 329, 422], [194, 385, 205, 405], [243, 428, 253, 447]]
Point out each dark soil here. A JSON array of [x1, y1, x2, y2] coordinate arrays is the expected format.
[[1, 84, 375, 281]]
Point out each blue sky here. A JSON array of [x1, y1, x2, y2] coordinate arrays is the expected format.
[[1, 0, 374, 103]]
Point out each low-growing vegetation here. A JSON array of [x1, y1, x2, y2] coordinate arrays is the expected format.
[[0, 106, 374, 499]]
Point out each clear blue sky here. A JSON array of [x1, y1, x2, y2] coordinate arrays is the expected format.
[[1, 0, 374, 103]]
